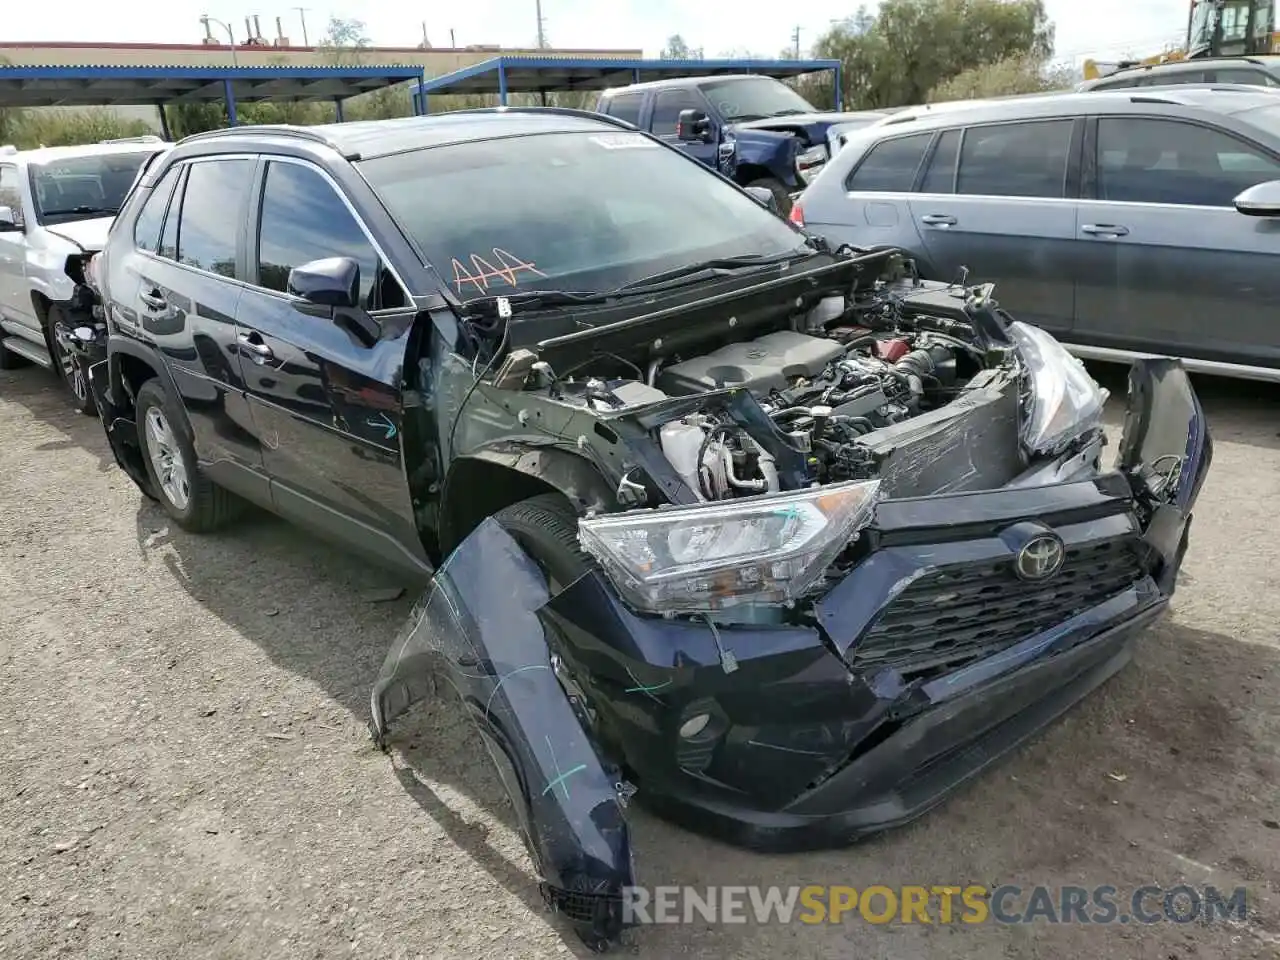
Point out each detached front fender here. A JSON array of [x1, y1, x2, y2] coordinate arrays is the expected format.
[[370, 517, 635, 949]]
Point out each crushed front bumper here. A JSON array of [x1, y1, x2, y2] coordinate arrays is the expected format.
[[370, 358, 1210, 945]]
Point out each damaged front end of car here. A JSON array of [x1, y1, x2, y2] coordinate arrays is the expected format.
[[371, 249, 1211, 950]]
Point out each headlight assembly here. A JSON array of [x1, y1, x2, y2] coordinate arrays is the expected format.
[[577, 479, 881, 614], [1008, 320, 1108, 456], [796, 145, 828, 183]]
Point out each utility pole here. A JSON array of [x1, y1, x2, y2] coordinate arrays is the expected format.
[[792, 26, 801, 58], [293, 7, 310, 47], [536, 0, 547, 48], [450, 28, 456, 47]]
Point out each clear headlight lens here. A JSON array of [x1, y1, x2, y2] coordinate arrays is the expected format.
[[796, 144, 828, 183], [577, 479, 881, 614], [1008, 320, 1108, 455]]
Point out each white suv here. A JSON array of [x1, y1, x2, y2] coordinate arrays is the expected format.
[[0, 137, 168, 411]]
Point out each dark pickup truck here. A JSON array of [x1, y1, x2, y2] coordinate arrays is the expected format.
[[594, 74, 889, 213]]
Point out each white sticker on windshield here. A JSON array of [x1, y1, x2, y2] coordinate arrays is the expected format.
[[589, 134, 659, 150]]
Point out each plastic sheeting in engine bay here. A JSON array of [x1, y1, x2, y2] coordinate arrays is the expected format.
[[858, 370, 1023, 498]]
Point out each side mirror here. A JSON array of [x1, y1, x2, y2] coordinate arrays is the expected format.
[[0, 205, 20, 231], [745, 185, 780, 214], [1234, 179, 1280, 216], [287, 256, 359, 308], [677, 109, 713, 143]]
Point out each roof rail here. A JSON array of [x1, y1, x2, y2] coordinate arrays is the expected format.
[[99, 134, 165, 145], [177, 124, 337, 149], [1129, 94, 1179, 104], [442, 105, 636, 130]]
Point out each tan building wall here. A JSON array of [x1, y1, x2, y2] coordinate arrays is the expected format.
[[0, 42, 643, 78]]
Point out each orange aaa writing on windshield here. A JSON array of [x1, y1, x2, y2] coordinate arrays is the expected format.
[[451, 248, 548, 295]]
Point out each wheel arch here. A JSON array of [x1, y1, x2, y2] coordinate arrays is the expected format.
[[439, 446, 616, 555]]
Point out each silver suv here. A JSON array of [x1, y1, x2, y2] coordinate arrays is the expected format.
[[0, 137, 168, 410], [792, 87, 1280, 382]]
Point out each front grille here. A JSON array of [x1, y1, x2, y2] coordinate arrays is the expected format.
[[850, 536, 1149, 680]]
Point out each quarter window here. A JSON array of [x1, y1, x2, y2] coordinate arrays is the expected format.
[[845, 133, 933, 192], [650, 89, 701, 137], [175, 160, 253, 277], [605, 93, 644, 127], [957, 120, 1073, 198], [256, 161, 403, 310], [1096, 117, 1280, 206], [132, 167, 181, 253]]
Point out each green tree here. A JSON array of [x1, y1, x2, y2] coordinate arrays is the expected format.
[[813, 0, 1055, 109], [318, 16, 372, 67], [928, 54, 1077, 102]]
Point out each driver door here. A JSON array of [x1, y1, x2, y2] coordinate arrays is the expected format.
[[234, 157, 428, 574], [649, 87, 718, 168]]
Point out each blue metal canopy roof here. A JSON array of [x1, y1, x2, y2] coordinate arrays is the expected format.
[[414, 55, 842, 103], [0, 64, 425, 108]]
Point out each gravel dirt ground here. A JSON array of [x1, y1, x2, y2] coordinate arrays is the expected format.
[[1, 361, 1278, 960]]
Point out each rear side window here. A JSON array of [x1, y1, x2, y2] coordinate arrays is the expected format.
[[604, 93, 644, 127], [1211, 67, 1278, 85], [175, 159, 253, 277], [255, 161, 404, 311], [919, 129, 961, 193], [1096, 117, 1280, 206], [132, 166, 180, 253], [845, 133, 933, 192], [957, 120, 1073, 198]]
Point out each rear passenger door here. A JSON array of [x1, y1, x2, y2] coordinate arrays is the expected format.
[[906, 118, 1082, 334], [128, 157, 266, 491], [1073, 115, 1280, 367], [235, 157, 425, 571]]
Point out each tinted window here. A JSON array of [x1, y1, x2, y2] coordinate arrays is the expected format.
[[358, 131, 806, 301], [919, 129, 961, 193], [957, 120, 1073, 198], [27, 151, 156, 225], [158, 167, 183, 260], [256, 161, 403, 311], [175, 160, 252, 277], [605, 93, 644, 126], [846, 133, 933, 192], [651, 89, 701, 137], [0, 165, 21, 224], [1211, 67, 1275, 85], [132, 167, 180, 253], [1096, 117, 1280, 206]]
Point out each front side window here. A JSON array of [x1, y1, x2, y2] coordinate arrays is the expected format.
[[700, 77, 817, 122], [957, 120, 1073, 199], [256, 161, 403, 310], [132, 166, 181, 253], [0, 165, 22, 225], [650, 89, 702, 137], [358, 130, 806, 302], [845, 132, 933, 192], [1096, 117, 1280, 206], [604, 93, 644, 127], [175, 159, 254, 277], [26, 150, 159, 226]]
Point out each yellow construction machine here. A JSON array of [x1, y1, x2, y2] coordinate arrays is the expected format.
[[1083, 0, 1280, 81]]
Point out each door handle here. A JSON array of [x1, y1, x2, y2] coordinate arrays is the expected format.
[[1081, 223, 1129, 237], [236, 333, 274, 364], [920, 214, 958, 227], [138, 288, 167, 310]]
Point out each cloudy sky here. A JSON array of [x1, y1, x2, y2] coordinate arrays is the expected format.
[[7, 0, 1192, 64]]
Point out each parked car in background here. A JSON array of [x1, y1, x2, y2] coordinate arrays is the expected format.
[[86, 109, 1210, 952], [0, 136, 169, 412], [594, 74, 891, 211], [792, 86, 1280, 382], [1078, 54, 1280, 90]]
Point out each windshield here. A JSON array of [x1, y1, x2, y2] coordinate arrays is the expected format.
[[28, 151, 158, 224], [358, 130, 807, 301], [700, 77, 819, 122]]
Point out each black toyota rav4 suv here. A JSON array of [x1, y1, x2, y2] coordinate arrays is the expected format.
[[87, 109, 1210, 949]]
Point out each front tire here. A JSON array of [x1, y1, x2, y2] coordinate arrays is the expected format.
[[491, 493, 593, 592], [134, 379, 242, 532], [46, 305, 97, 415]]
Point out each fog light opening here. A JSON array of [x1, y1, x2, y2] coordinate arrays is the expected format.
[[679, 713, 711, 739]]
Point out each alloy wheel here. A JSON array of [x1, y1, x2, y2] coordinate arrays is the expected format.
[[144, 407, 191, 510]]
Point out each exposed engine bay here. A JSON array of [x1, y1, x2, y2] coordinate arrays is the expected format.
[[501, 252, 1047, 504]]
